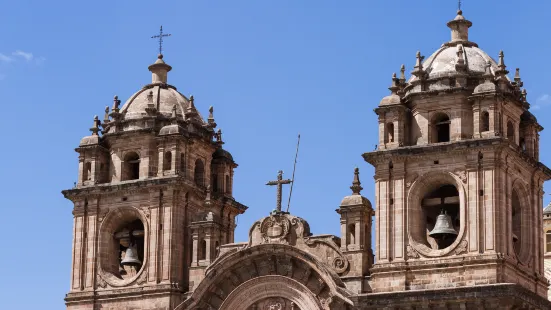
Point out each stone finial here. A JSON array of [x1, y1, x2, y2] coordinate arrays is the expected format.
[[170, 104, 178, 124], [216, 129, 223, 143], [172, 104, 177, 118], [350, 167, 363, 195], [521, 88, 528, 102], [399, 64, 406, 82], [514, 68, 524, 88], [147, 90, 154, 103], [411, 51, 426, 78], [498, 51, 505, 69], [208, 106, 217, 127], [186, 95, 198, 117], [90, 115, 100, 136], [388, 73, 400, 95], [483, 61, 493, 80], [495, 50, 509, 76], [455, 45, 466, 71], [103, 106, 110, 123], [112, 95, 120, 113]]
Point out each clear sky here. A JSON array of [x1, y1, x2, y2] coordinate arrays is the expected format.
[[1, 0, 550, 308]]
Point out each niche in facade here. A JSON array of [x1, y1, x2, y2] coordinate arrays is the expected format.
[[422, 184, 459, 249]]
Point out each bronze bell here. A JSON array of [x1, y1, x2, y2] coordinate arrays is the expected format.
[[429, 210, 458, 240], [121, 243, 142, 267]]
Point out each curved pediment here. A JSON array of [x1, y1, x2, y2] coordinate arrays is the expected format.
[[177, 243, 353, 310]]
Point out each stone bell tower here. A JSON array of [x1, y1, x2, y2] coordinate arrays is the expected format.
[[363, 9, 551, 300], [62, 52, 247, 309]]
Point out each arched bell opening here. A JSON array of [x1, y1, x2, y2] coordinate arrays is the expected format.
[[122, 152, 140, 181], [163, 151, 172, 171], [431, 113, 451, 143], [116, 219, 145, 279], [481, 111, 490, 132], [422, 184, 459, 249], [99, 208, 147, 285], [385, 122, 395, 143], [84, 162, 92, 181]]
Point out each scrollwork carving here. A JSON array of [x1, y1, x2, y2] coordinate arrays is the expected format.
[[406, 173, 419, 188], [453, 170, 467, 183], [97, 273, 107, 288], [454, 239, 468, 255], [407, 244, 420, 259], [135, 269, 147, 285], [332, 256, 348, 274]]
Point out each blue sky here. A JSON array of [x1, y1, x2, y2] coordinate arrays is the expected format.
[[1, 1, 550, 308]]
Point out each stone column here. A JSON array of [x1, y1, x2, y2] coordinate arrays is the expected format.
[[191, 231, 199, 267]]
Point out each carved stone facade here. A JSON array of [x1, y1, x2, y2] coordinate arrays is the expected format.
[[63, 8, 551, 310]]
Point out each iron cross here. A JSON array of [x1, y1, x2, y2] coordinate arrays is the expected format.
[[151, 26, 171, 55], [266, 170, 292, 213]]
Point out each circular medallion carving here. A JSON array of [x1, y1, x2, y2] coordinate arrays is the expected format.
[[260, 214, 291, 244]]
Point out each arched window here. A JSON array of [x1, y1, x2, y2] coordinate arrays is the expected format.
[[507, 121, 515, 142], [432, 113, 450, 143], [163, 151, 172, 171], [84, 162, 92, 181], [194, 159, 205, 187], [225, 175, 231, 193], [546, 231, 551, 253], [386, 123, 395, 143], [348, 224, 356, 246], [481, 111, 490, 132], [123, 152, 140, 181], [519, 138, 526, 151], [512, 190, 522, 256], [200, 239, 207, 260]]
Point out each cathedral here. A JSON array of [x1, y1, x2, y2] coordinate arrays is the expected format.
[[62, 8, 551, 310]]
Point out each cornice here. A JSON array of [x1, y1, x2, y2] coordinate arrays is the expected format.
[[363, 138, 506, 165]]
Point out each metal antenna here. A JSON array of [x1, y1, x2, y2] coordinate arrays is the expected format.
[[151, 26, 171, 55], [286, 134, 301, 213]]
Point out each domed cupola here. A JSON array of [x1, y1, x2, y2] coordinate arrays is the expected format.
[[403, 10, 513, 97], [102, 54, 209, 135]]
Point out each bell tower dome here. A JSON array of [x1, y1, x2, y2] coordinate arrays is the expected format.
[[62, 53, 247, 309], [364, 8, 551, 299]]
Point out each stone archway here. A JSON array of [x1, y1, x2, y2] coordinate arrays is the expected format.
[[220, 275, 323, 310]]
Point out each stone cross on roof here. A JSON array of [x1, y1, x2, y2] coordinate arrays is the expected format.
[[266, 170, 292, 213]]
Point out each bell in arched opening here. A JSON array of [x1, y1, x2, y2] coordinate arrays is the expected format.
[[121, 243, 142, 267], [429, 209, 458, 240]]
